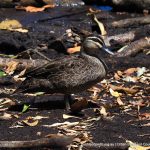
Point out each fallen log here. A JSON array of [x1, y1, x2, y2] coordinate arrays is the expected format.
[[110, 15, 150, 28], [0, 134, 74, 149], [0, 58, 48, 71], [105, 25, 150, 46], [83, 142, 128, 150], [0, 49, 150, 75], [116, 37, 150, 57]]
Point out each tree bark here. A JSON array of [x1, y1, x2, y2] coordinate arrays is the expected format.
[[110, 15, 150, 28], [0, 135, 74, 148]]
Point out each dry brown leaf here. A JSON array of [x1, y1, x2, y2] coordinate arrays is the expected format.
[[139, 113, 150, 120], [124, 68, 137, 76], [116, 97, 124, 106], [117, 70, 123, 76], [88, 8, 101, 14], [0, 113, 12, 120], [22, 117, 39, 126], [88, 86, 101, 100], [114, 73, 121, 80], [109, 84, 139, 94], [67, 46, 81, 54], [5, 61, 19, 75], [16, 4, 55, 12], [70, 98, 88, 112], [0, 98, 16, 111]]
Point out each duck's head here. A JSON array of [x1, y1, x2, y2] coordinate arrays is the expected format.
[[82, 35, 114, 56]]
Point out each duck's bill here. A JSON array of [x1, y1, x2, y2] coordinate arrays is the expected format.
[[102, 47, 114, 55]]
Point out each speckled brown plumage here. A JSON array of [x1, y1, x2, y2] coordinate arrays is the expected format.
[[16, 53, 107, 94], [15, 35, 113, 110]]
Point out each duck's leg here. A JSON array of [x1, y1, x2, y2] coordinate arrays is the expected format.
[[64, 94, 74, 111]]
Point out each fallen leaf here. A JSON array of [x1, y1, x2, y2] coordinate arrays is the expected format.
[[0, 113, 12, 120], [141, 123, 150, 127], [95, 106, 108, 117], [67, 46, 81, 54], [116, 97, 124, 106], [123, 76, 138, 82], [109, 88, 121, 97], [109, 84, 139, 94], [137, 67, 147, 77], [43, 121, 79, 128], [0, 70, 6, 77], [88, 86, 101, 100], [93, 15, 107, 36], [33, 115, 49, 120], [124, 68, 137, 76], [127, 140, 150, 150], [0, 19, 22, 29], [10, 28, 28, 33], [0, 98, 16, 111], [16, 4, 55, 12], [114, 73, 121, 80], [70, 98, 88, 112], [0, 19, 28, 33], [22, 117, 39, 126], [5, 61, 19, 75], [117, 70, 123, 76], [88, 8, 101, 14], [13, 69, 27, 81], [139, 113, 150, 120], [63, 114, 81, 119], [21, 104, 30, 113]]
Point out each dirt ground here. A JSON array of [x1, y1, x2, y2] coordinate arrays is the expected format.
[[0, 6, 150, 150]]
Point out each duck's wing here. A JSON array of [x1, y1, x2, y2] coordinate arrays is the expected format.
[[16, 54, 107, 93], [24, 55, 83, 79]]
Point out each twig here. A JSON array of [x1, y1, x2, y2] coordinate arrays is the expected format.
[[0, 135, 74, 148]]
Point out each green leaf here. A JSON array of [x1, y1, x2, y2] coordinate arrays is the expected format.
[[22, 104, 30, 113], [0, 70, 6, 77]]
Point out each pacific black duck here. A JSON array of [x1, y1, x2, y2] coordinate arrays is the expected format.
[[15, 35, 114, 110]]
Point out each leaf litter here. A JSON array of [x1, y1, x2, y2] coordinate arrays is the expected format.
[[1, 60, 149, 147]]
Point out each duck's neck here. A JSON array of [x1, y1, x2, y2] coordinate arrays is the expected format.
[[80, 50, 108, 72]]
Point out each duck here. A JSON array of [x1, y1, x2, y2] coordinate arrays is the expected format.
[[15, 35, 114, 110]]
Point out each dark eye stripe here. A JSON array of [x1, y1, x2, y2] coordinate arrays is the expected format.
[[85, 39, 103, 48], [86, 36, 105, 47]]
